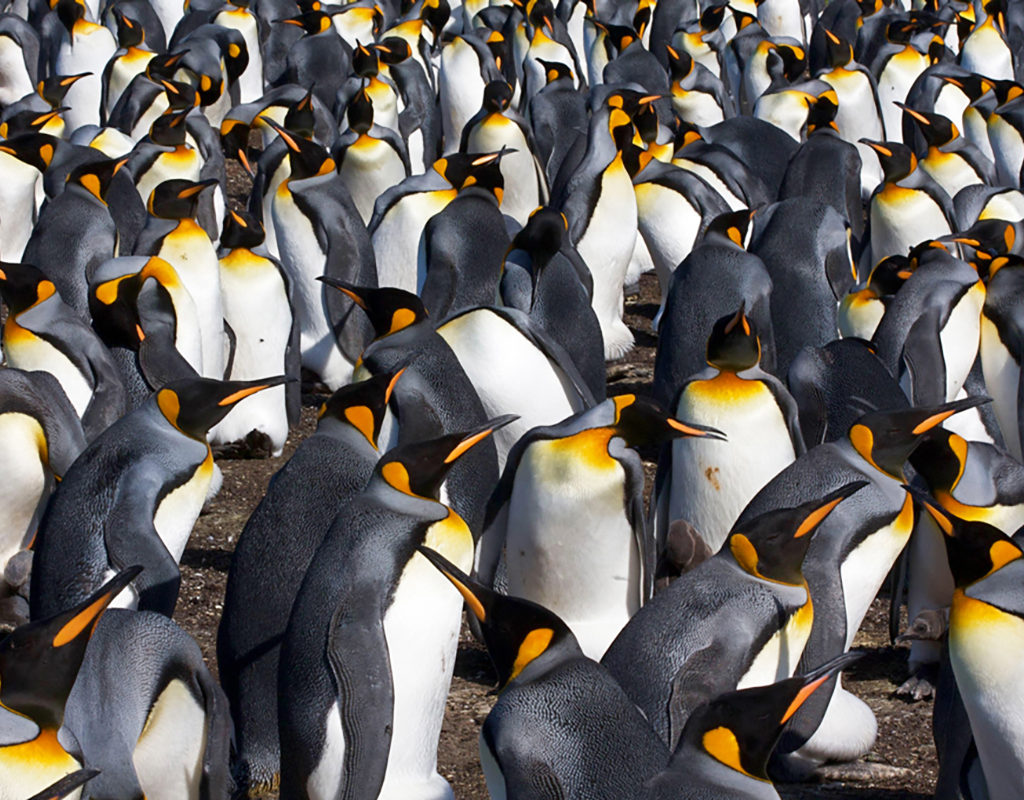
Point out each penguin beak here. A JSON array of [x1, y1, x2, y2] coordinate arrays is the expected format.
[[25, 767, 100, 800], [50, 566, 141, 648], [858, 138, 893, 157], [318, 276, 368, 307], [260, 116, 301, 151], [782, 651, 863, 724], [903, 485, 954, 535], [666, 418, 726, 440], [793, 480, 868, 538], [176, 178, 219, 199], [216, 375, 291, 406], [444, 415, 518, 463], [417, 545, 489, 621], [909, 396, 990, 435]]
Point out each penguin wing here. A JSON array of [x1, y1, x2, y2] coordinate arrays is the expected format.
[[899, 306, 948, 407], [324, 598, 395, 800], [611, 438, 654, 603], [104, 465, 183, 616], [0, 369, 86, 475], [759, 370, 807, 456]]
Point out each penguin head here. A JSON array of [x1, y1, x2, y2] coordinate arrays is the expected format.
[[66, 156, 130, 205], [510, 207, 567, 271], [37, 73, 90, 109], [280, 10, 334, 35], [459, 152, 506, 202], [944, 218, 1018, 264], [705, 303, 760, 371], [55, 0, 87, 39], [865, 255, 914, 298], [0, 107, 66, 138], [911, 489, 1023, 588], [149, 108, 190, 147], [610, 394, 725, 447], [908, 428, 967, 493], [434, 152, 500, 189], [821, 27, 853, 68], [262, 117, 335, 180], [0, 261, 58, 313], [482, 80, 513, 114], [673, 120, 705, 151], [0, 133, 59, 174], [417, 546, 582, 687], [346, 88, 375, 135], [318, 367, 405, 449], [698, 1, 727, 32], [155, 376, 289, 439], [859, 139, 917, 182], [538, 58, 573, 85], [896, 102, 958, 148], [679, 652, 861, 780], [665, 44, 694, 82], [162, 78, 201, 111], [375, 38, 413, 68], [318, 279, 428, 338], [727, 482, 867, 585], [352, 41, 380, 77], [220, 209, 265, 250], [990, 79, 1023, 110], [145, 51, 188, 82], [283, 88, 317, 139], [767, 43, 806, 82], [847, 397, 989, 478], [0, 567, 139, 730], [421, 0, 451, 38], [111, 6, 145, 48], [804, 92, 840, 135], [704, 209, 755, 249], [376, 416, 515, 500], [147, 178, 218, 219]]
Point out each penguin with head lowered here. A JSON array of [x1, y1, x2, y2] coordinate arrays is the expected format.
[[418, 546, 672, 800], [481, 395, 723, 658], [0, 568, 136, 800], [278, 418, 511, 800], [29, 375, 286, 620], [218, 368, 404, 796], [0, 261, 128, 441], [603, 483, 863, 749]]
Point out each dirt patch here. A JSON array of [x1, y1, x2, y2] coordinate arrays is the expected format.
[[176, 169, 937, 797]]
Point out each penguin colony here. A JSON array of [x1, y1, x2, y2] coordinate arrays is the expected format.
[[0, 0, 1024, 795]]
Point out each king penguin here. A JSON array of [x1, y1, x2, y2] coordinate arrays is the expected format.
[[482, 395, 723, 658], [218, 368, 404, 796], [418, 546, 672, 800], [278, 419, 511, 800], [29, 375, 286, 619]]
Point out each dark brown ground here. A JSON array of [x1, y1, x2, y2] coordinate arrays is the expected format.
[[177, 272, 939, 799]]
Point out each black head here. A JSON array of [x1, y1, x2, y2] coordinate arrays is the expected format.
[[665, 44, 694, 81], [318, 279, 428, 338], [376, 416, 515, 500], [0, 261, 58, 313], [699, 1, 727, 31], [279, 10, 334, 35], [680, 652, 862, 779], [908, 427, 968, 493], [66, 155, 129, 204], [161, 78, 200, 111], [706, 303, 761, 371], [283, 88, 317, 139], [705, 209, 755, 249], [537, 58, 573, 84], [860, 139, 917, 182], [352, 41, 380, 77], [318, 367, 405, 449], [805, 92, 840, 134], [0, 133, 59, 174], [375, 37, 412, 67], [482, 80, 513, 113], [0, 107, 65, 137], [946, 218, 1019, 258], [346, 88, 375, 135], [220, 117, 254, 176], [38, 72, 90, 108], [417, 546, 581, 688], [866, 255, 914, 297], [149, 107, 190, 146], [145, 51, 187, 82], [911, 488, 1023, 588], [848, 397, 989, 478], [611, 394, 725, 447], [0, 567, 139, 730], [147, 178, 218, 219], [55, 0, 86, 38], [821, 27, 853, 68], [156, 376, 289, 439], [262, 117, 335, 180], [460, 151, 506, 202], [727, 482, 867, 585], [510, 207, 567, 272], [220, 208, 265, 250], [434, 152, 500, 189], [112, 5, 145, 47], [896, 102, 958, 147]]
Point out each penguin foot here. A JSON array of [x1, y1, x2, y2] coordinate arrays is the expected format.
[[894, 662, 939, 702], [3, 549, 32, 591]]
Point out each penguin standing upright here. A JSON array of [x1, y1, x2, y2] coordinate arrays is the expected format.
[[29, 376, 286, 619], [978, 254, 1024, 460], [653, 305, 804, 555], [897, 102, 996, 198], [0, 262, 127, 440], [51, 0, 116, 131], [209, 210, 298, 457], [135, 179, 226, 379], [0, 569, 137, 800], [266, 120, 377, 389], [101, 7, 156, 118], [278, 421, 509, 800], [483, 396, 722, 658], [0, 132, 53, 262], [218, 369, 403, 795], [419, 547, 672, 800]]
